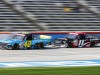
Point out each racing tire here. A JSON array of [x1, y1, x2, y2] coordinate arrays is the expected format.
[[12, 43, 19, 50], [66, 42, 73, 48], [35, 43, 44, 49], [90, 42, 95, 47], [38, 43, 44, 49]]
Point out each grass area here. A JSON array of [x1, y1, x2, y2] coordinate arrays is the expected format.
[[0, 66, 100, 75]]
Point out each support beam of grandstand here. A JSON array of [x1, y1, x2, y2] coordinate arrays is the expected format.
[[76, 0, 100, 18], [2, 0, 48, 31]]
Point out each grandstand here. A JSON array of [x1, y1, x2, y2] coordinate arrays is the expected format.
[[85, 0, 100, 12], [0, 0, 100, 31], [0, 0, 40, 32]]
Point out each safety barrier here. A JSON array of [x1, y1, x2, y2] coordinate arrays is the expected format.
[[30, 31, 100, 34], [0, 31, 100, 34], [0, 32, 100, 40], [0, 32, 11, 34], [30, 32, 100, 42], [0, 31, 100, 41]]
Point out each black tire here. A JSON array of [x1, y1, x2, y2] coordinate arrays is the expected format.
[[12, 43, 19, 50], [35, 43, 44, 49], [67, 42, 73, 48], [90, 42, 95, 47], [38, 43, 44, 49]]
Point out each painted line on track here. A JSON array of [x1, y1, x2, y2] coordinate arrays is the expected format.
[[0, 60, 100, 68]]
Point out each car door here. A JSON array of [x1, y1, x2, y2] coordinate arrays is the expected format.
[[24, 34, 33, 48]]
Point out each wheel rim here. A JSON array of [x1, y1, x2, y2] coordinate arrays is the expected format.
[[38, 43, 44, 49], [12, 44, 19, 50]]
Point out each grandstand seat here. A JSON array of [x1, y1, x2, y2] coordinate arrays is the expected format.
[[3, 0, 100, 31], [85, 0, 100, 12], [0, 0, 40, 32]]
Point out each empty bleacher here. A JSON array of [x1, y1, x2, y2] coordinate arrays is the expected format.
[[85, 0, 100, 12], [0, 0, 40, 32], [11, 0, 100, 31]]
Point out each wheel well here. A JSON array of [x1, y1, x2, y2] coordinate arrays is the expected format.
[[13, 43, 19, 46], [12, 43, 19, 48], [40, 42, 44, 44], [37, 42, 44, 45], [35, 43, 44, 45]]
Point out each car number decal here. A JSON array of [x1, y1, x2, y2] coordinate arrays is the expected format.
[[78, 40, 84, 47], [24, 41, 32, 48]]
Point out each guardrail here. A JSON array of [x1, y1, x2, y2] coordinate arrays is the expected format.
[[30, 31, 100, 34], [1, 31, 100, 34], [0, 32, 100, 40]]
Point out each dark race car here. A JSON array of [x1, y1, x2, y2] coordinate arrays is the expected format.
[[52, 38, 67, 47], [53, 32, 100, 48]]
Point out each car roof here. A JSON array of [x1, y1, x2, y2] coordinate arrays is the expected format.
[[15, 34, 25, 36], [69, 32, 86, 35]]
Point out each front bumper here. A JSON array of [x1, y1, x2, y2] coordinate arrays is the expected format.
[[0, 43, 12, 49], [0, 43, 8, 49]]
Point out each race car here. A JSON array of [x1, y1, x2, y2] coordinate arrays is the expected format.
[[53, 32, 100, 48], [52, 38, 67, 47], [0, 33, 51, 50]]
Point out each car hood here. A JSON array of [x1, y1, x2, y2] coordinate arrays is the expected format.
[[0, 39, 21, 44]]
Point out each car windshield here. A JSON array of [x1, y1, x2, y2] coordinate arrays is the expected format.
[[12, 34, 25, 40], [67, 34, 77, 39]]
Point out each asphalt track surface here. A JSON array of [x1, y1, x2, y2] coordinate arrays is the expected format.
[[0, 46, 100, 62]]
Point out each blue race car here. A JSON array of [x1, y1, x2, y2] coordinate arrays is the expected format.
[[0, 33, 51, 50]]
